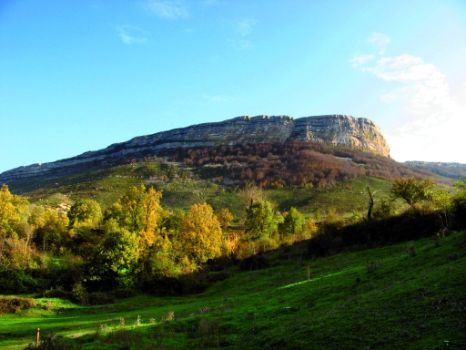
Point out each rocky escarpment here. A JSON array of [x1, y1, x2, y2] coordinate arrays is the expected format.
[[0, 114, 390, 183]]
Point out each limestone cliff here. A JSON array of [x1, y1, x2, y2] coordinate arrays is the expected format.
[[0, 114, 390, 182]]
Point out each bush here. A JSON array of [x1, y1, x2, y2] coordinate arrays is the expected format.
[[112, 288, 136, 298], [239, 254, 270, 271], [452, 196, 466, 229], [42, 288, 71, 299], [0, 296, 36, 314], [88, 292, 115, 305], [24, 334, 78, 350], [0, 269, 40, 294], [71, 282, 88, 305]]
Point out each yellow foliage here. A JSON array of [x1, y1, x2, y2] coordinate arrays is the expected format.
[[222, 232, 240, 256], [140, 187, 163, 249], [179, 203, 222, 265], [0, 185, 30, 239], [217, 208, 233, 230]]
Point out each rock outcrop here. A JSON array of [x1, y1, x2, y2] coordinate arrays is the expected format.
[[0, 114, 390, 182]]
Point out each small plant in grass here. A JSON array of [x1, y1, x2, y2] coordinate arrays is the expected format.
[[366, 260, 379, 273], [406, 246, 417, 257], [135, 315, 142, 326], [198, 306, 210, 314], [162, 311, 175, 321]]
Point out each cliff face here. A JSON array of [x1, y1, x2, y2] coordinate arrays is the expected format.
[[0, 114, 390, 182]]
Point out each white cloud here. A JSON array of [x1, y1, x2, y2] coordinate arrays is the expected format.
[[368, 32, 390, 54], [116, 25, 147, 45], [352, 33, 466, 163], [145, 0, 188, 19]]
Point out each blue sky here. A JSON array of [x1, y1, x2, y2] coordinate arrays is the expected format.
[[1, 0, 466, 172]]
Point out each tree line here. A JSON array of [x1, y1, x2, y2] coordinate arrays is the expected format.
[[0, 183, 315, 298]]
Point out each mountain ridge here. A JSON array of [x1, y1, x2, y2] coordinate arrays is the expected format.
[[0, 114, 390, 183]]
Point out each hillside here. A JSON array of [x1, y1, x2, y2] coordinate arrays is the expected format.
[[1, 231, 465, 350], [0, 114, 432, 216], [0, 114, 390, 185], [406, 161, 466, 180]]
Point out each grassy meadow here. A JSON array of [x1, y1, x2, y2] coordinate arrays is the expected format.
[[1, 231, 465, 349]]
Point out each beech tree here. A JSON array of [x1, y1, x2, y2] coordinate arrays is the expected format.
[[179, 203, 222, 268]]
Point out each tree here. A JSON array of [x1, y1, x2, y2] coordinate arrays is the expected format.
[[32, 207, 69, 252], [178, 203, 222, 268], [452, 179, 466, 228], [366, 186, 375, 221], [391, 178, 434, 209], [106, 185, 146, 232], [244, 200, 277, 241], [140, 187, 162, 249], [68, 199, 102, 230], [105, 185, 162, 250], [87, 218, 140, 288], [430, 185, 453, 228], [0, 185, 29, 239], [279, 207, 305, 237], [217, 208, 233, 230]]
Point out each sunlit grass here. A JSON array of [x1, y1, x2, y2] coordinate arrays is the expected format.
[[1, 231, 465, 349]]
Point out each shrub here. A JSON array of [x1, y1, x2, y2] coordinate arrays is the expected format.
[[43, 288, 71, 299], [239, 254, 269, 271], [366, 261, 379, 273], [451, 195, 466, 229], [24, 334, 77, 350], [0, 296, 36, 314], [0, 269, 40, 293], [112, 288, 136, 298], [71, 282, 88, 305], [88, 292, 115, 305], [406, 246, 417, 257]]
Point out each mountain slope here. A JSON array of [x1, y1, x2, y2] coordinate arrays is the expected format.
[[0, 114, 389, 184]]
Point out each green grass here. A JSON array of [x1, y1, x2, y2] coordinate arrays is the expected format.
[[1, 231, 465, 349]]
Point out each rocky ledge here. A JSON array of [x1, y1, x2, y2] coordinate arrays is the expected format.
[[0, 114, 390, 182]]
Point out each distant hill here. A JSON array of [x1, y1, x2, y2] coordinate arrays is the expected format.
[[405, 161, 466, 180]]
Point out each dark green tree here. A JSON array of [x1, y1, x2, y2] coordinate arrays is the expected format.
[[280, 207, 305, 236], [391, 178, 433, 209], [244, 200, 277, 241]]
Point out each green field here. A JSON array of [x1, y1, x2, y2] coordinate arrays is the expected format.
[[1, 231, 465, 349]]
